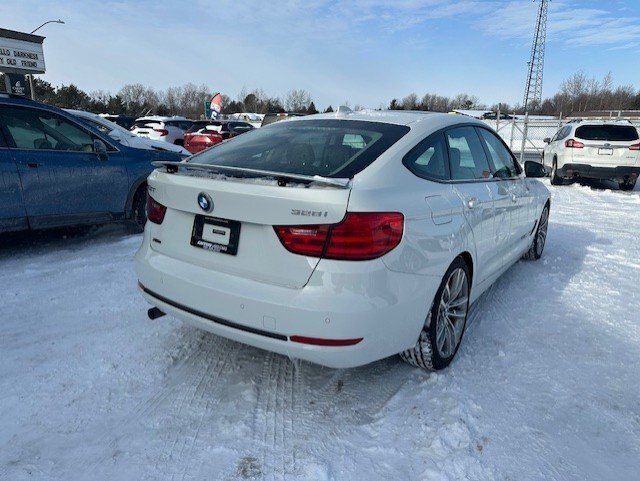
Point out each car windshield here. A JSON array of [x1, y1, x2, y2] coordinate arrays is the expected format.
[[187, 121, 221, 133], [78, 116, 135, 139], [187, 119, 410, 178], [575, 125, 639, 142], [133, 119, 161, 129], [261, 113, 301, 127]]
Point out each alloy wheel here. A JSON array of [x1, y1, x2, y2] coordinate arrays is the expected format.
[[435, 268, 469, 359], [536, 207, 549, 257]]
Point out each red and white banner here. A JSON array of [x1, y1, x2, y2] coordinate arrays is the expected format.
[[210, 92, 223, 119]]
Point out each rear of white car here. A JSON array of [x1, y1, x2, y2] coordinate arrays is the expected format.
[[135, 117, 432, 368], [135, 112, 550, 369], [131, 116, 193, 146], [544, 121, 640, 190]]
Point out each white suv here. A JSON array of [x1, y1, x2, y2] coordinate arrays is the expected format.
[[542, 121, 640, 191], [130, 116, 193, 146]]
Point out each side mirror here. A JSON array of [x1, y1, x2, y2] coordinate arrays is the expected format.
[[524, 161, 547, 178], [543, 137, 551, 144], [94, 139, 108, 160]]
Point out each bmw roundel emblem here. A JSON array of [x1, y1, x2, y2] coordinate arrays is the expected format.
[[197, 192, 213, 212]]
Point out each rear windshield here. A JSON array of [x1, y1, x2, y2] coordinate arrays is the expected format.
[[133, 119, 160, 129], [187, 121, 221, 133], [261, 113, 302, 127], [575, 125, 639, 142], [187, 119, 410, 178]]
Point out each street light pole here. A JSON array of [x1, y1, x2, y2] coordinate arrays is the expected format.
[[28, 19, 64, 100], [30, 19, 64, 34]]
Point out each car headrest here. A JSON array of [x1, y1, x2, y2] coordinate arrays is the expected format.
[[449, 147, 461, 168], [34, 138, 53, 150]]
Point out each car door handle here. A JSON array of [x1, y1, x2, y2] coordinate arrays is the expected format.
[[466, 197, 479, 209], [27, 162, 41, 168]]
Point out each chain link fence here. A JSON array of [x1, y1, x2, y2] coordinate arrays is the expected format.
[[481, 116, 640, 164]]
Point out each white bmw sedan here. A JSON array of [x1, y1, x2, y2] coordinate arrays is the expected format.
[[135, 109, 550, 371]]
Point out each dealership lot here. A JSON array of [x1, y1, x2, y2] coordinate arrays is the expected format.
[[1, 180, 639, 481]]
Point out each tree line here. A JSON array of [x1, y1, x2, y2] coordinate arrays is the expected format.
[[1, 71, 638, 118], [0, 75, 320, 118], [388, 72, 640, 116]]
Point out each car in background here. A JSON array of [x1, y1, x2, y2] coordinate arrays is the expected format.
[[66, 109, 190, 156], [543, 120, 640, 191], [183, 120, 254, 154], [136, 109, 550, 372], [130, 116, 193, 146], [0, 94, 184, 233], [100, 114, 137, 130], [260, 112, 305, 127], [227, 112, 264, 128]]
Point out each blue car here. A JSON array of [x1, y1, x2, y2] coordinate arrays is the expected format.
[[0, 94, 185, 233]]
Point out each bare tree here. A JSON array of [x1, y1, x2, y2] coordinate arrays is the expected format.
[[400, 93, 419, 110], [285, 89, 312, 112]]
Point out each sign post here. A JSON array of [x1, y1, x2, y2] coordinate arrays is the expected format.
[[0, 28, 46, 99]]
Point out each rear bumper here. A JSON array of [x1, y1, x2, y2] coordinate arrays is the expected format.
[[560, 163, 640, 181], [135, 233, 437, 368]]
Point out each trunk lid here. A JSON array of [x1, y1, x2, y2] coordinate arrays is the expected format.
[[573, 140, 639, 166], [146, 168, 351, 288], [573, 124, 640, 166]]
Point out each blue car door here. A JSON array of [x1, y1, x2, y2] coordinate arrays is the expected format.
[[0, 127, 28, 232], [0, 105, 128, 228]]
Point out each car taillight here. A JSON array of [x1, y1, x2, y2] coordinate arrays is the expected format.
[[630, 143, 640, 151], [565, 139, 584, 148], [154, 128, 169, 136], [274, 224, 330, 257], [146, 194, 167, 224], [274, 212, 404, 261]]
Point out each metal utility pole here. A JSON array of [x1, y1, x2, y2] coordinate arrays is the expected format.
[[523, 0, 549, 112]]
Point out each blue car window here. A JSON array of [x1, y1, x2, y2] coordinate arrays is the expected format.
[[0, 106, 95, 152]]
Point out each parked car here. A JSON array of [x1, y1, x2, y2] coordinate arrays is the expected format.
[[260, 112, 305, 127], [183, 120, 255, 154], [0, 94, 184, 233], [130, 116, 193, 146], [226, 112, 264, 128], [99, 114, 137, 130], [66, 109, 191, 156], [136, 109, 551, 371], [542, 120, 640, 190]]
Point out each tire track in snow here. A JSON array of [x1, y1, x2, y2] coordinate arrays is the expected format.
[[149, 335, 241, 480], [294, 359, 409, 477], [84, 331, 213, 474], [251, 353, 298, 481]]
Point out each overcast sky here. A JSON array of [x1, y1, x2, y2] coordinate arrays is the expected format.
[[2, 0, 639, 109]]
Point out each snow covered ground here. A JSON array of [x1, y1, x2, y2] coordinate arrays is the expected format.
[[1, 179, 639, 481]]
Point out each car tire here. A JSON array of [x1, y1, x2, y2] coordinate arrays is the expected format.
[[400, 257, 470, 371], [130, 184, 147, 232], [523, 204, 549, 261], [550, 158, 564, 186], [619, 179, 637, 191]]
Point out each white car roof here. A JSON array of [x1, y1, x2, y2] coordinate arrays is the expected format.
[[291, 109, 485, 130], [135, 115, 191, 121], [567, 119, 636, 126]]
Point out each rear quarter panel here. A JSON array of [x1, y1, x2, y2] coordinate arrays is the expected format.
[[350, 155, 475, 286]]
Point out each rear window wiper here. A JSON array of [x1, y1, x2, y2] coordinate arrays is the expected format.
[[151, 161, 351, 188]]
